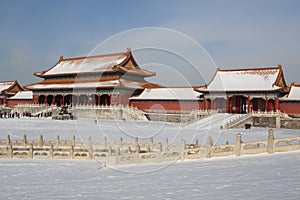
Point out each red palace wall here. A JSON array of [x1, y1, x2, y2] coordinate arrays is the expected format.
[[0, 98, 9, 105], [7, 99, 33, 107], [279, 102, 300, 114], [130, 101, 204, 111], [119, 95, 131, 105], [7, 99, 32, 107]]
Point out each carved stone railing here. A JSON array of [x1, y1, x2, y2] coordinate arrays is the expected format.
[[1, 129, 300, 166], [224, 114, 251, 129], [72, 104, 148, 121], [11, 104, 59, 117]]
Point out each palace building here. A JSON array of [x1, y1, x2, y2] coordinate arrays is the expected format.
[[130, 87, 203, 111], [0, 80, 25, 105], [279, 83, 300, 115], [195, 65, 289, 113], [8, 91, 33, 107], [3, 49, 299, 117], [26, 49, 159, 106]]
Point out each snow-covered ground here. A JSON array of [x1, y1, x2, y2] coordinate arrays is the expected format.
[[0, 118, 300, 199], [1, 151, 300, 199]]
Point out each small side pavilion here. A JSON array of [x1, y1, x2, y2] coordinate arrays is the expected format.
[[0, 80, 25, 105], [197, 65, 289, 113], [8, 91, 33, 107], [129, 87, 203, 111], [279, 83, 300, 115]]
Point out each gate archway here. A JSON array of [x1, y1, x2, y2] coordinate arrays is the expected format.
[[46, 95, 54, 105], [38, 95, 46, 104], [55, 95, 63, 107], [64, 95, 72, 105], [252, 98, 266, 112], [100, 94, 110, 105]]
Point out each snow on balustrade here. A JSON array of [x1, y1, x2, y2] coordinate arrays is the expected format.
[[1, 129, 300, 165]]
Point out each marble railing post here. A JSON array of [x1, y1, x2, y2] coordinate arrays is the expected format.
[[6, 135, 11, 146], [23, 134, 28, 147], [149, 137, 153, 150], [71, 135, 75, 147], [164, 138, 169, 151], [135, 144, 140, 164], [235, 133, 242, 156], [206, 136, 213, 158], [134, 137, 139, 150], [267, 129, 274, 154], [29, 144, 33, 159], [88, 136, 93, 160], [38, 135, 44, 147], [55, 135, 60, 147], [119, 137, 123, 150], [50, 144, 53, 159], [8, 144, 13, 158], [195, 139, 199, 148], [70, 145, 74, 159], [103, 137, 108, 149]]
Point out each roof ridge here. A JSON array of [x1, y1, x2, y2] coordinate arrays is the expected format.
[[0, 80, 17, 84], [218, 66, 279, 72], [61, 51, 129, 62], [291, 83, 300, 87]]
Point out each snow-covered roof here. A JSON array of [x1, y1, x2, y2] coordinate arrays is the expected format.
[[10, 91, 33, 100], [44, 54, 127, 76], [35, 50, 155, 77], [0, 81, 15, 93], [201, 66, 286, 92], [281, 84, 300, 100], [130, 88, 202, 100], [26, 79, 157, 90], [27, 80, 120, 90]]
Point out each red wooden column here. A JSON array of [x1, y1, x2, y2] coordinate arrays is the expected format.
[[265, 98, 269, 112], [44, 95, 47, 104], [226, 96, 229, 113], [76, 95, 80, 105], [52, 95, 56, 105], [87, 95, 90, 105], [203, 97, 206, 110], [93, 95, 96, 105], [60, 95, 64, 106], [33, 95, 37, 104], [98, 94, 101, 105], [110, 94, 113, 105], [104, 94, 108, 105], [3, 98, 7, 105], [118, 94, 122, 105], [247, 96, 251, 113], [83, 96, 87, 105], [229, 99, 233, 113], [214, 99, 217, 110], [275, 98, 280, 111]]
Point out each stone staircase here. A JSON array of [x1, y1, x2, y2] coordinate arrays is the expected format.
[[72, 104, 148, 121]]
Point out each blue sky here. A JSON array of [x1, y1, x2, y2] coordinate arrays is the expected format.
[[0, 0, 300, 86]]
